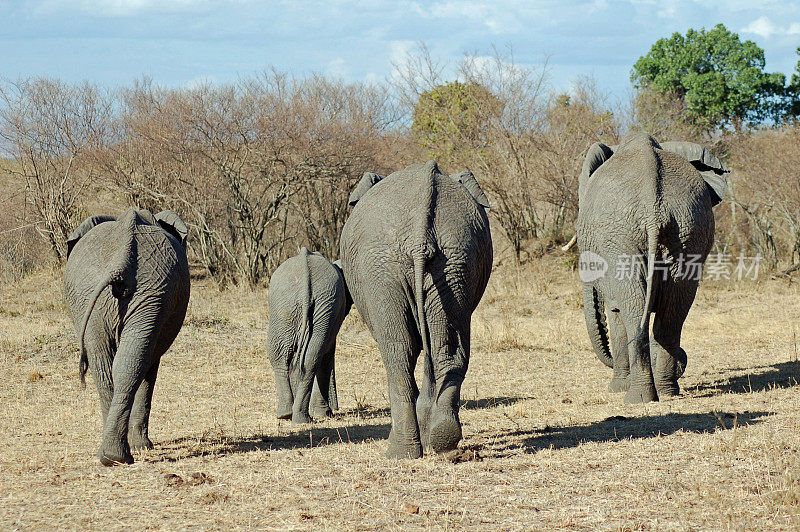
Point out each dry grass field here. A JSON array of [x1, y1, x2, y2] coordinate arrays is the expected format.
[[3, 255, 800, 530]]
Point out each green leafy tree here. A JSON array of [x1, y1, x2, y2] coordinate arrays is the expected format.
[[411, 81, 501, 164], [631, 24, 793, 129]]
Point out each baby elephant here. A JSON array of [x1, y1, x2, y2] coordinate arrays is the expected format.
[[267, 247, 351, 424], [64, 209, 190, 466]]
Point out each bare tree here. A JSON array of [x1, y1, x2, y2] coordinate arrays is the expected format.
[[396, 46, 618, 260], [731, 124, 800, 266], [287, 75, 391, 259], [0, 78, 111, 263]]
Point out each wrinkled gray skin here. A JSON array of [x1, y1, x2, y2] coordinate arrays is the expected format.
[[340, 161, 492, 458], [267, 247, 352, 424], [577, 132, 728, 403], [63, 209, 190, 465]]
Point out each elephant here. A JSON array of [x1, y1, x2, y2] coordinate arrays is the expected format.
[[63, 209, 190, 465], [339, 161, 492, 458], [576, 132, 728, 403], [266, 247, 352, 424]]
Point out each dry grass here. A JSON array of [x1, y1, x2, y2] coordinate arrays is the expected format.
[[2, 256, 800, 530]]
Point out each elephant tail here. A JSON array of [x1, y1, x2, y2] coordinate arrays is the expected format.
[[77, 212, 137, 386], [639, 208, 660, 332], [638, 135, 664, 333], [297, 246, 313, 374], [412, 160, 438, 359], [413, 251, 430, 358]]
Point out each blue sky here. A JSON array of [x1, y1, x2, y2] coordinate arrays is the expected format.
[[1, 0, 799, 101]]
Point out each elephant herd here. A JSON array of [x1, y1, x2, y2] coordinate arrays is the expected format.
[[62, 132, 729, 466]]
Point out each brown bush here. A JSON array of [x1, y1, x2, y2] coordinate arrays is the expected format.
[[0, 78, 111, 263], [3, 67, 799, 283], [398, 48, 619, 260], [91, 73, 392, 285], [729, 123, 800, 266]]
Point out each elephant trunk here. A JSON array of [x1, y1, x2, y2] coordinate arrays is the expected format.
[[583, 284, 613, 368], [78, 214, 137, 385]]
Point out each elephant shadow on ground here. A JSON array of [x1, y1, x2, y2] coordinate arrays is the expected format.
[[153, 422, 392, 462], [327, 395, 526, 420], [462, 396, 527, 410], [685, 361, 800, 397], [151, 395, 528, 462], [471, 410, 771, 458]]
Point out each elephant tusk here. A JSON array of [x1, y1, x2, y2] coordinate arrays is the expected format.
[[562, 234, 577, 252]]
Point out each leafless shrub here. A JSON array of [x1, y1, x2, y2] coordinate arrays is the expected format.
[[286, 75, 392, 260], [0, 167, 46, 283], [532, 78, 620, 236], [93, 73, 391, 285], [0, 78, 111, 263], [626, 86, 701, 142], [730, 124, 800, 266], [395, 47, 619, 260]]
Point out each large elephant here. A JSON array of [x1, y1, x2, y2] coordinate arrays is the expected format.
[[576, 132, 728, 403], [63, 209, 190, 465], [267, 247, 351, 424], [339, 161, 492, 458]]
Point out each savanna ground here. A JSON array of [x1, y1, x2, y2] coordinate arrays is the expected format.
[[3, 254, 800, 530]]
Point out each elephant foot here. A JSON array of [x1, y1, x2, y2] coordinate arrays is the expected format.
[[310, 405, 333, 419], [656, 381, 681, 399], [98, 445, 134, 467], [624, 385, 658, 404], [429, 415, 462, 454], [128, 434, 154, 452], [672, 348, 688, 379], [608, 377, 631, 393], [386, 440, 423, 459], [276, 402, 293, 420], [291, 411, 312, 425]]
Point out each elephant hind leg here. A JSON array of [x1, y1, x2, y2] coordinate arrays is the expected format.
[[98, 329, 159, 466], [381, 339, 422, 459], [310, 347, 335, 419], [128, 358, 160, 451], [620, 290, 658, 404], [85, 330, 115, 426], [422, 321, 468, 455], [608, 310, 631, 393], [651, 280, 696, 398]]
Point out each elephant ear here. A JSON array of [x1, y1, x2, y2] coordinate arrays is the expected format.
[[578, 142, 614, 201], [452, 170, 490, 211], [66, 215, 116, 259], [155, 210, 188, 247], [660, 141, 729, 206], [348, 172, 385, 207]]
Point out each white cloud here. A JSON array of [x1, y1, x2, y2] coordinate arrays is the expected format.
[[326, 57, 348, 78], [389, 40, 416, 65], [413, 1, 524, 35], [34, 0, 212, 16], [742, 15, 800, 39]]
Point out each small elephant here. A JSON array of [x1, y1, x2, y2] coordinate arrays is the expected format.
[[64, 209, 190, 465], [267, 247, 351, 424], [340, 161, 492, 458], [576, 132, 728, 403]]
